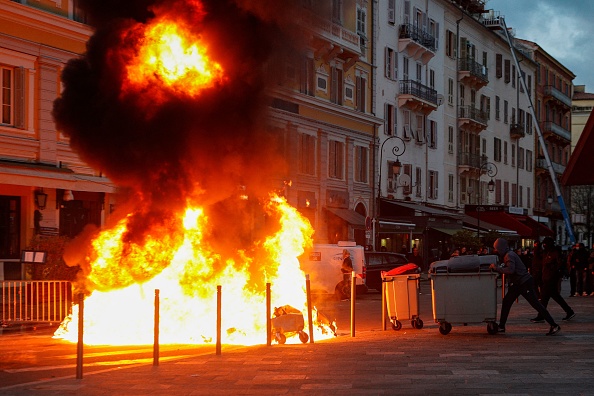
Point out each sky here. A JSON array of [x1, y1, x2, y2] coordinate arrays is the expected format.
[[489, 0, 594, 92]]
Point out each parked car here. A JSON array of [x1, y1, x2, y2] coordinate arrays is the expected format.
[[363, 252, 419, 291]]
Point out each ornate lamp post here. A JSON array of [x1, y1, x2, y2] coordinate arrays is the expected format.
[[375, 136, 406, 250], [476, 161, 497, 240]]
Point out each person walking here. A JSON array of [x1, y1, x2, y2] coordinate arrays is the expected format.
[[587, 242, 594, 296], [530, 237, 575, 323], [567, 243, 578, 296], [489, 238, 561, 336], [531, 241, 543, 300], [573, 243, 589, 296]]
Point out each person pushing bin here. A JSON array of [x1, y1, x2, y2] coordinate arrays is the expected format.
[[489, 238, 561, 336]]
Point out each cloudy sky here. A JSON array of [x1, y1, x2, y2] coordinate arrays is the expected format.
[[489, 0, 594, 92]]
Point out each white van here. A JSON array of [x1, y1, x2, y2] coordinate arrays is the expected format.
[[299, 241, 367, 297]]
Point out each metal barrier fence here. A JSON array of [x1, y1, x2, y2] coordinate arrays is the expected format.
[[1, 281, 73, 324]]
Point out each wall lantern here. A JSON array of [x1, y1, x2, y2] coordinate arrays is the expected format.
[[34, 189, 48, 210], [63, 190, 74, 202]]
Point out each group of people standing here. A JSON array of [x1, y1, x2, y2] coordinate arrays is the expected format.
[[566, 242, 594, 297]]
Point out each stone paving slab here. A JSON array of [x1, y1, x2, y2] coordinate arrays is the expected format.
[[2, 279, 594, 396]]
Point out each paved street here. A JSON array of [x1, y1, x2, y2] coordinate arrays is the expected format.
[[1, 278, 593, 395]]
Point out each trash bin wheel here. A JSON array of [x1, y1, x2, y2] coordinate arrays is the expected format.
[[391, 320, 402, 331], [487, 321, 498, 335], [439, 322, 452, 335], [298, 331, 309, 344], [275, 333, 287, 344], [412, 318, 424, 329]]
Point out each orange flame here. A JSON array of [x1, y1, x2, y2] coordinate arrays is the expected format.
[[124, 18, 224, 98], [54, 195, 337, 346]]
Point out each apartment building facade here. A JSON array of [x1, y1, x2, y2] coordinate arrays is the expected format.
[[0, 0, 115, 280], [270, 0, 380, 246], [516, 39, 574, 246], [373, 0, 544, 259]]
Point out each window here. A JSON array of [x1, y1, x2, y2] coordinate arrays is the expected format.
[[332, 0, 343, 24], [504, 181, 509, 205], [299, 133, 316, 175], [300, 57, 315, 96], [356, 73, 366, 112], [495, 96, 500, 120], [428, 170, 438, 200], [504, 100, 508, 123], [403, 57, 409, 80], [446, 30, 456, 58], [0, 196, 20, 259], [511, 183, 517, 206], [527, 187, 531, 208], [385, 47, 397, 80], [1, 66, 24, 127], [519, 186, 523, 207], [415, 114, 425, 144], [526, 150, 533, 172], [387, 0, 395, 24], [512, 65, 516, 88], [447, 78, 454, 106], [402, 163, 412, 195], [496, 54, 502, 78], [518, 147, 525, 169], [460, 84, 465, 107], [428, 120, 437, 148], [429, 69, 435, 89], [504, 59, 510, 83], [354, 145, 368, 183], [415, 167, 422, 197], [448, 174, 454, 202], [356, 7, 366, 36], [495, 179, 502, 203], [504, 141, 508, 164], [328, 140, 344, 179], [448, 126, 454, 154], [384, 103, 396, 135], [330, 66, 343, 105], [416, 63, 422, 82], [494, 137, 502, 162], [402, 110, 412, 140], [511, 143, 516, 167]]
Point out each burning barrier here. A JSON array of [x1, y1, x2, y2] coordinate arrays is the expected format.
[[51, 0, 336, 346]]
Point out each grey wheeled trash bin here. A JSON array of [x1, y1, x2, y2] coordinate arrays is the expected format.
[[429, 255, 499, 335], [381, 272, 423, 330]]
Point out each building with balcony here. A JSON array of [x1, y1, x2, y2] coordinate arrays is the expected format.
[[0, 0, 116, 280], [516, 39, 574, 246], [269, 0, 380, 246]]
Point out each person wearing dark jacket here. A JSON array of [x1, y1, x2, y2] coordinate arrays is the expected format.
[[489, 238, 561, 336], [530, 237, 575, 323], [531, 241, 543, 299], [573, 243, 589, 296]]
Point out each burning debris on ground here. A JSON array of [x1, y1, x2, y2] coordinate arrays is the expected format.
[[51, 0, 337, 346]]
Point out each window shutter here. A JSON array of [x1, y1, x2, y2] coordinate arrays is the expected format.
[[14, 67, 25, 129], [404, 1, 410, 24], [460, 37, 468, 60]]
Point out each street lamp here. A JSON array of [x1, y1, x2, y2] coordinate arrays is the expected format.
[[375, 135, 406, 251], [476, 161, 498, 240], [377, 136, 406, 213]]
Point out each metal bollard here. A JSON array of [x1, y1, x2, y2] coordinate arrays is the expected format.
[[76, 293, 84, 380], [153, 289, 159, 366], [306, 275, 314, 343], [266, 283, 271, 346], [216, 285, 221, 355], [351, 270, 356, 337]]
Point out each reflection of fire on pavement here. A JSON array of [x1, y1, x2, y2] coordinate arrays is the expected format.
[[51, 0, 337, 346]]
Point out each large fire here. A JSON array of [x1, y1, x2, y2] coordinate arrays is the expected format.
[[55, 195, 336, 345], [124, 17, 225, 98]]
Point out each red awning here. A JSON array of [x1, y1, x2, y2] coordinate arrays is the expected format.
[[562, 108, 594, 185], [466, 211, 553, 238]]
